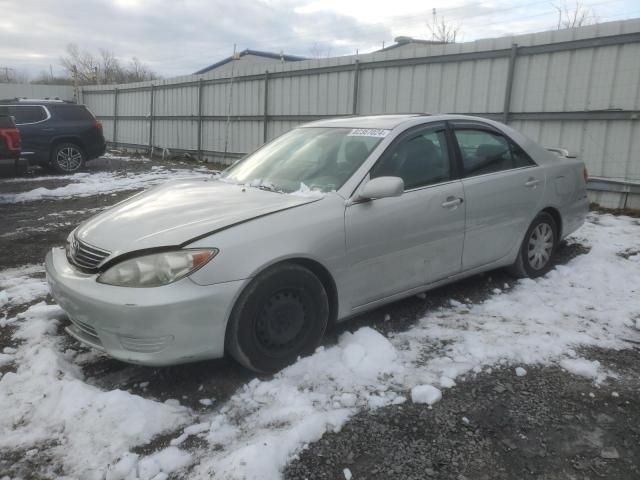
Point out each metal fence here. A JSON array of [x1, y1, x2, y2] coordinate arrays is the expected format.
[[65, 19, 640, 208]]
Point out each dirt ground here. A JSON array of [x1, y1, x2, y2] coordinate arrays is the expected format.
[[1, 156, 639, 479]]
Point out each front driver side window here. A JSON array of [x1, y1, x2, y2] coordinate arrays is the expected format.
[[371, 127, 451, 190]]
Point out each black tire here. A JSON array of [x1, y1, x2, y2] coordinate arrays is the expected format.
[[51, 143, 85, 174], [508, 212, 558, 279], [225, 264, 329, 373]]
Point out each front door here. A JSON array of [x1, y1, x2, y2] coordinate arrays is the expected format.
[[345, 123, 466, 308]]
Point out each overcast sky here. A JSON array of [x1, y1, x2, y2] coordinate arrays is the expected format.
[[1, 0, 638, 80]]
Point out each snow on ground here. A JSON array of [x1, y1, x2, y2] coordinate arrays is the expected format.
[[1, 213, 639, 479], [0, 264, 48, 309], [0, 166, 212, 204], [0, 221, 75, 240], [0, 302, 192, 479]]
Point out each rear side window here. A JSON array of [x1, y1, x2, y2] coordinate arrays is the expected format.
[[454, 128, 534, 177], [4, 105, 48, 124], [53, 105, 95, 121]]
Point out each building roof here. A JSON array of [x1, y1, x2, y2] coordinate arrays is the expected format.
[[378, 36, 446, 52], [194, 49, 307, 75]]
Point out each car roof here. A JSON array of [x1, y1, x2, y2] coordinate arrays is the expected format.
[[300, 113, 506, 130], [302, 114, 427, 130], [0, 99, 79, 106]]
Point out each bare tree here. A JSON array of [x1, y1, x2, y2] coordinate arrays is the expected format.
[[427, 9, 461, 43], [60, 44, 159, 85], [308, 43, 333, 59], [0, 67, 30, 83], [553, 0, 598, 29]]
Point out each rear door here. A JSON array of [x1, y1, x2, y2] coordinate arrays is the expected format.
[[451, 122, 544, 270], [345, 123, 466, 307], [5, 105, 51, 159]]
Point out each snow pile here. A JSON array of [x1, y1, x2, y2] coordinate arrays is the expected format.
[[0, 302, 191, 479], [515, 367, 527, 377], [0, 167, 211, 204], [411, 385, 442, 405], [560, 358, 601, 379], [103, 152, 150, 162], [0, 264, 48, 308], [106, 447, 193, 480], [1, 213, 639, 479]]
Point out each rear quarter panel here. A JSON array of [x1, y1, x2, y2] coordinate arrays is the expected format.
[[540, 158, 589, 238]]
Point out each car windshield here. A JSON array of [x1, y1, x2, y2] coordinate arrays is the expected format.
[[220, 127, 386, 193]]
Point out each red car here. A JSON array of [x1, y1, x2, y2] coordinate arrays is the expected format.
[[0, 114, 26, 174]]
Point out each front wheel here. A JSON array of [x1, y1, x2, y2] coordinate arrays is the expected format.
[[508, 212, 558, 278], [51, 143, 85, 174], [225, 264, 329, 373]]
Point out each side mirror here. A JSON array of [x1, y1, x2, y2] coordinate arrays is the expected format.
[[354, 176, 404, 203]]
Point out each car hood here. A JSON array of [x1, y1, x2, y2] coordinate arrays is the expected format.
[[75, 177, 322, 257]]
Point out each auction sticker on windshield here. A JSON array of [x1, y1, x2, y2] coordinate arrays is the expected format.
[[348, 128, 390, 138]]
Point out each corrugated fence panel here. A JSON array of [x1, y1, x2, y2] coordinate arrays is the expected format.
[[116, 119, 149, 145], [117, 90, 151, 116], [154, 85, 198, 116], [84, 91, 115, 117], [154, 119, 198, 150]]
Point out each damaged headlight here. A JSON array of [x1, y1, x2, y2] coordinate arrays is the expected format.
[[97, 249, 218, 287]]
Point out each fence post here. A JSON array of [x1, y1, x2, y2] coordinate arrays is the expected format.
[[263, 70, 269, 143], [502, 43, 518, 124], [197, 78, 204, 160], [352, 60, 360, 115], [113, 88, 119, 146], [148, 85, 155, 154]]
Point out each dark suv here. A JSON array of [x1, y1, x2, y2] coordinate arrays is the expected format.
[[0, 99, 106, 173]]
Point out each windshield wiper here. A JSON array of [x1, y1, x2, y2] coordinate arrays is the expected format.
[[255, 183, 283, 194]]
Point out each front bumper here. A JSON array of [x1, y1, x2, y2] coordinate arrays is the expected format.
[[45, 247, 244, 366]]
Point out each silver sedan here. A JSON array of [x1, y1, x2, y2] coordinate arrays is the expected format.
[[46, 114, 589, 372]]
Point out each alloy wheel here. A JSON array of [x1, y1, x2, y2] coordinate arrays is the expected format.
[[56, 147, 83, 172], [527, 222, 554, 270]]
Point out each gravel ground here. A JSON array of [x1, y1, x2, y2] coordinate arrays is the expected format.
[[1, 156, 639, 479], [285, 349, 640, 480]]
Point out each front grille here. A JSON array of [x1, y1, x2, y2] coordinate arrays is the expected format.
[[68, 237, 111, 271]]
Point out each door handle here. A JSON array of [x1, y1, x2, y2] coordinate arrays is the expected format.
[[441, 196, 463, 209], [525, 178, 540, 188]]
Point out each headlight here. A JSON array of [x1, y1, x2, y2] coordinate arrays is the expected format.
[[97, 249, 218, 287]]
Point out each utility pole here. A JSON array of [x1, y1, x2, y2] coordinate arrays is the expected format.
[[432, 8, 437, 41], [72, 65, 79, 102]]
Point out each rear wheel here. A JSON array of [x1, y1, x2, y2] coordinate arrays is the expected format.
[[51, 143, 84, 174], [225, 264, 329, 373], [508, 212, 558, 278]]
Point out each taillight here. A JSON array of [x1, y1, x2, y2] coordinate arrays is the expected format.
[[95, 121, 103, 130], [583, 167, 589, 183], [1, 128, 20, 151]]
